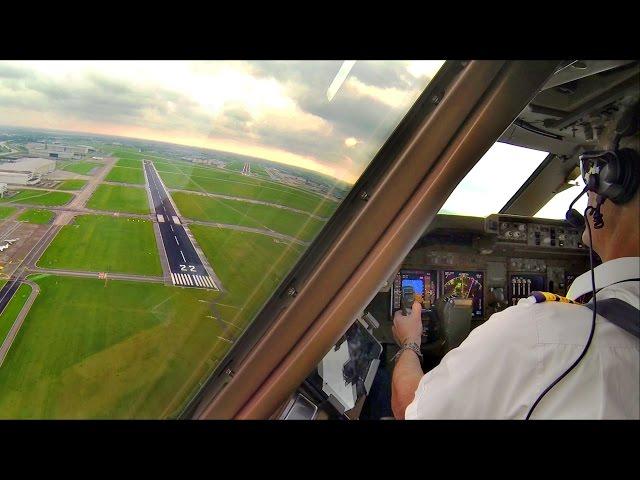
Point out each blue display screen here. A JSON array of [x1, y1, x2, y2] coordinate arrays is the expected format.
[[401, 278, 425, 293], [392, 270, 437, 313]]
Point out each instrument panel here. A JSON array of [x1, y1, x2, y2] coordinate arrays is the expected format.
[[391, 269, 485, 318], [394, 214, 590, 322], [486, 214, 584, 249]]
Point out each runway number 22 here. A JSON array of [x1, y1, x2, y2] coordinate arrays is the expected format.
[[180, 265, 196, 272]]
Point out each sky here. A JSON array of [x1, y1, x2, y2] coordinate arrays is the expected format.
[[535, 174, 589, 219], [439, 142, 550, 217], [0, 60, 444, 183]]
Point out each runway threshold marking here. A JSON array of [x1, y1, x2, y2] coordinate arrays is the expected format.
[[169, 272, 217, 289]]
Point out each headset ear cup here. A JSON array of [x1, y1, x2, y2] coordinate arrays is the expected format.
[[612, 148, 640, 204]]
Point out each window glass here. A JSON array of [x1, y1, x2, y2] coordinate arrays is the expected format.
[[0, 60, 443, 418], [535, 174, 589, 219], [439, 142, 549, 217]]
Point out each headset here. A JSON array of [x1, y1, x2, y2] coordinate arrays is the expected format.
[[526, 106, 640, 419], [565, 147, 640, 231]]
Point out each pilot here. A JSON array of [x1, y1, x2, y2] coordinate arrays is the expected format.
[[391, 111, 640, 419]]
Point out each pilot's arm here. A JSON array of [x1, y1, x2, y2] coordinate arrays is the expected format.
[[391, 301, 424, 419]]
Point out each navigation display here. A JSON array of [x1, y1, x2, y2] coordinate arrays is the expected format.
[[442, 271, 484, 318], [392, 269, 437, 312]]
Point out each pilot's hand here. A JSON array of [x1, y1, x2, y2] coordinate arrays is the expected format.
[[392, 301, 422, 347]]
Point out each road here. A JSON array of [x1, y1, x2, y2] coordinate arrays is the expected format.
[[30, 267, 164, 283], [186, 219, 309, 246], [144, 161, 218, 289]]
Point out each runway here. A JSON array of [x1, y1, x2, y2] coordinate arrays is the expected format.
[[144, 161, 218, 289]]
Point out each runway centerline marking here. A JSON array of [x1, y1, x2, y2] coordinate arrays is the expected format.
[[180, 250, 186, 262]]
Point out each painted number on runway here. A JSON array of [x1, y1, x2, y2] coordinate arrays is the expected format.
[[180, 264, 196, 272]]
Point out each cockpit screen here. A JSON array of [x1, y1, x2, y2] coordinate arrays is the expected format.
[[402, 278, 425, 295], [442, 271, 484, 318], [392, 270, 437, 312]]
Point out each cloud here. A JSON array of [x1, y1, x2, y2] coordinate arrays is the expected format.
[[344, 76, 415, 107], [0, 60, 441, 183]]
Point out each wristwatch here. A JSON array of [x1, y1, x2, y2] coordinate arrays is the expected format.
[[392, 342, 423, 362]]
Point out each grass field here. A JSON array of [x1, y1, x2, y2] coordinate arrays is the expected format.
[[56, 179, 87, 191], [87, 184, 150, 215], [109, 148, 146, 160], [116, 158, 142, 169], [152, 160, 184, 173], [190, 224, 305, 323], [37, 215, 161, 276], [0, 190, 73, 206], [60, 161, 102, 175], [105, 166, 145, 185], [224, 161, 245, 172], [249, 164, 269, 178], [173, 191, 326, 241], [0, 275, 233, 418], [109, 148, 339, 215], [0, 206, 17, 219], [17, 209, 55, 224], [160, 168, 338, 217], [0, 283, 32, 346]]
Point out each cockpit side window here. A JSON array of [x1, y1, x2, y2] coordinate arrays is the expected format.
[[439, 142, 548, 217]]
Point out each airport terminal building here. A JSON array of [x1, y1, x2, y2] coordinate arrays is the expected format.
[[26, 142, 95, 160], [0, 157, 56, 185]]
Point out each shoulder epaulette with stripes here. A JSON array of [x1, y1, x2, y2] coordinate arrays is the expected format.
[[528, 291, 579, 304]]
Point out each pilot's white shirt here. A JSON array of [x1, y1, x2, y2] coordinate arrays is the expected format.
[[405, 257, 640, 420]]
